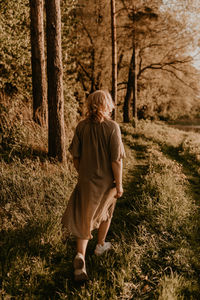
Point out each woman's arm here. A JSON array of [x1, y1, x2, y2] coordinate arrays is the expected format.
[[111, 159, 123, 198], [73, 158, 80, 173]]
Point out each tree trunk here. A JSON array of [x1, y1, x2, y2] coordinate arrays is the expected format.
[[132, 47, 137, 122], [123, 47, 135, 122], [111, 0, 117, 120], [30, 0, 47, 125], [123, 46, 138, 124], [45, 0, 66, 162], [90, 48, 95, 93]]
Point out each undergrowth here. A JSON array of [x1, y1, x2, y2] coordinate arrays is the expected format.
[[0, 93, 48, 162]]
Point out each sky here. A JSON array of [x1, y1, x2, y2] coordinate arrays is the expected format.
[[161, 0, 200, 70]]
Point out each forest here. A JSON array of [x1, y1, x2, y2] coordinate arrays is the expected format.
[[0, 0, 200, 299]]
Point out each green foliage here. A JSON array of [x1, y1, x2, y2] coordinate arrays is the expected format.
[[117, 0, 200, 121], [0, 0, 31, 97], [0, 0, 79, 129], [0, 0, 80, 155], [62, 0, 80, 128], [137, 70, 200, 121], [1, 0, 200, 123]]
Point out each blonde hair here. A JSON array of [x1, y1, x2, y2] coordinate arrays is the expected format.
[[85, 90, 115, 122]]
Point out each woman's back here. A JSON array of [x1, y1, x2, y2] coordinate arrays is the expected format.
[[70, 118, 124, 183]]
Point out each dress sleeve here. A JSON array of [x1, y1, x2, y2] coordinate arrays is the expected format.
[[69, 125, 81, 158], [110, 123, 126, 162]]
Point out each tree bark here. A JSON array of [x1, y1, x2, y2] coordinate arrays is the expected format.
[[132, 47, 137, 121], [123, 46, 137, 123], [123, 47, 135, 122], [30, 0, 47, 125], [45, 0, 66, 162], [111, 0, 117, 120]]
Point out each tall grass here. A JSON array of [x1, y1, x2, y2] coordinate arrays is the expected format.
[[0, 93, 48, 162], [0, 158, 77, 298], [0, 92, 77, 298]]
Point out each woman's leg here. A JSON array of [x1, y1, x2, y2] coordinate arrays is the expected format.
[[97, 219, 111, 245], [74, 239, 89, 281], [76, 238, 88, 257]]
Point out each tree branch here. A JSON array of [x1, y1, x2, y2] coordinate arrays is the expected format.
[[137, 57, 193, 78], [77, 61, 93, 82], [139, 43, 163, 55], [162, 68, 198, 91], [117, 81, 128, 86], [78, 8, 94, 46], [137, 60, 197, 91], [78, 71, 88, 92]]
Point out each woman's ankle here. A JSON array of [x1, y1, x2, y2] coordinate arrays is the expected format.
[[76, 251, 85, 259], [97, 240, 105, 246]]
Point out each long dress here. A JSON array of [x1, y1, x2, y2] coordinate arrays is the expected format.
[[61, 118, 125, 240]]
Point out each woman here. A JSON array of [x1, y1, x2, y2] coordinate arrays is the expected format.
[[62, 90, 125, 281]]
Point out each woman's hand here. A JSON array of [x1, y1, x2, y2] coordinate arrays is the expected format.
[[112, 160, 123, 198], [115, 185, 123, 198]]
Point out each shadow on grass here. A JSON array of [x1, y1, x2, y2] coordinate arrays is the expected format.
[[0, 220, 79, 298], [110, 138, 150, 241], [1, 145, 49, 163], [1, 211, 138, 298]]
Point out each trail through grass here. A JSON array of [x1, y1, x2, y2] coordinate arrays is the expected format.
[[0, 121, 200, 299]]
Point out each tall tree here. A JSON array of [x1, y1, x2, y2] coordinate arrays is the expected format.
[[76, 0, 111, 94], [123, 47, 137, 122], [45, 0, 66, 162], [111, 0, 118, 120], [30, 0, 47, 125], [119, 1, 159, 122], [73, 0, 200, 121], [118, 0, 199, 122]]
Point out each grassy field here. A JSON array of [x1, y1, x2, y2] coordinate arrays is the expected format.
[[0, 120, 200, 299]]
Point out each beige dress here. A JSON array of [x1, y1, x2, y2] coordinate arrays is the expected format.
[[61, 118, 125, 240]]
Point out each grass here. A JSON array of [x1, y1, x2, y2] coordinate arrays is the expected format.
[[121, 120, 200, 168], [119, 131, 200, 299], [0, 158, 76, 298], [0, 115, 200, 298]]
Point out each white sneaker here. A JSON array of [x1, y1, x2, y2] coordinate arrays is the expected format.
[[94, 242, 112, 256], [74, 268, 88, 281], [73, 253, 88, 281], [73, 253, 84, 269]]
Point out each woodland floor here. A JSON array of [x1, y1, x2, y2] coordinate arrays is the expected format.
[[1, 123, 200, 299]]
